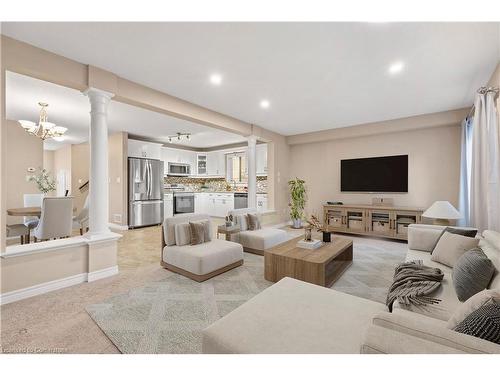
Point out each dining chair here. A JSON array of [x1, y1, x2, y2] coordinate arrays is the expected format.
[[23, 193, 44, 230], [33, 197, 74, 242], [73, 195, 89, 235], [6, 224, 30, 245]]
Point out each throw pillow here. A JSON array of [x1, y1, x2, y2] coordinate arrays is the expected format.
[[235, 214, 248, 231], [431, 227, 478, 254], [174, 223, 191, 246], [189, 221, 205, 245], [430, 231, 480, 267], [452, 248, 496, 302], [447, 289, 500, 329], [247, 213, 261, 231], [454, 302, 500, 344], [191, 219, 211, 242]]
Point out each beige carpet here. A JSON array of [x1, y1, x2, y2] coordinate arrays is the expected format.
[[0, 227, 407, 354], [85, 233, 407, 354]]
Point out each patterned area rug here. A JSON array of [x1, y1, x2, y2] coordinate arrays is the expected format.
[[86, 236, 406, 353]]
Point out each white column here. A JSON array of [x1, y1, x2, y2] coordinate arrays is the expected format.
[[247, 135, 258, 209], [84, 88, 114, 236]]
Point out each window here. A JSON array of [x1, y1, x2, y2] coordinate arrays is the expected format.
[[226, 152, 247, 184]]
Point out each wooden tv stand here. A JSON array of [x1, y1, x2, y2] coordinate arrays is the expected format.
[[323, 203, 424, 241]]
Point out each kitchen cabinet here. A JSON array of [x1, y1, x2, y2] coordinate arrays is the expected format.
[[194, 193, 207, 214], [215, 193, 234, 217], [128, 139, 162, 160], [256, 144, 268, 175], [204, 193, 234, 217], [207, 151, 225, 177], [164, 193, 174, 219], [197, 154, 207, 175], [206, 193, 217, 214], [257, 194, 268, 212]]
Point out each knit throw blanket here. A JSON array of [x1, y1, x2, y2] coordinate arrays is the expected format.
[[386, 260, 444, 312]]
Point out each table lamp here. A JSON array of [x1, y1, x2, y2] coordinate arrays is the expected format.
[[422, 201, 462, 225]]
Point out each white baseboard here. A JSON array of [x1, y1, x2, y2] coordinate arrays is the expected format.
[[108, 222, 128, 231], [87, 265, 119, 282], [0, 266, 119, 305], [0, 273, 87, 305]]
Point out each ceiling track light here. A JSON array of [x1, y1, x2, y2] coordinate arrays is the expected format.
[[167, 132, 191, 143]]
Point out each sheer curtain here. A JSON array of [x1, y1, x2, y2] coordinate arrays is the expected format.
[[458, 117, 473, 227], [469, 89, 500, 232]]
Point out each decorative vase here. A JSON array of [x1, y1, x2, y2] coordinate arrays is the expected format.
[[322, 231, 332, 242], [304, 226, 312, 242], [292, 218, 302, 229]]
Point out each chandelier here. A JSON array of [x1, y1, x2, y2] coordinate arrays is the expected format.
[[167, 132, 191, 143], [18, 102, 68, 140]]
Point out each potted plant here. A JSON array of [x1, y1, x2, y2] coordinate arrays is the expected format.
[[307, 214, 332, 242], [28, 167, 56, 194], [288, 178, 306, 228]]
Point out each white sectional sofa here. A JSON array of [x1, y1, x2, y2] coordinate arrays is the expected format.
[[228, 208, 290, 255], [202, 225, 500, 353], [161, 213, 244, 282]]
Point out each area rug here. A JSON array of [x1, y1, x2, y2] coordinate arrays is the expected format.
[[86, 235, 406, 353]]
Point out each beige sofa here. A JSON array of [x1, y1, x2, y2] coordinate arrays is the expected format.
[[202, 225, 500, 353], [161, 213, 244, 282], [228, 208, 290, 255]]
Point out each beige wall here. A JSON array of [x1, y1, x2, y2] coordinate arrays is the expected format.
[[289, 125, 462, 221], [70, 143, 89, 213], [43, 150, 55, 175], [108, 132, 128, 225], [53, 144, 72, 196], [4, 120, 44, 225]]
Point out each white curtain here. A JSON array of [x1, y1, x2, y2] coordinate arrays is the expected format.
[[470, 90, 500, 232], [458, 117, 473, 227]]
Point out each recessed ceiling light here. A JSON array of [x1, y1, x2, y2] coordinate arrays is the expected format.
[[388, 61, 405, 75], [209, 74, 222, 85], [260, 100, 270, 109]]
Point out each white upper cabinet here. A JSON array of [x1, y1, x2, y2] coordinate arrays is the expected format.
[[206, 151, 226, 177], [197, 154, 208, 176], [256, 143, 268, 175], [128, 139, 162, 160]]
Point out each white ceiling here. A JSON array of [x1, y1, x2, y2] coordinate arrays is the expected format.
[[2, 22, 500, 136], [5, 71, 247, 150]]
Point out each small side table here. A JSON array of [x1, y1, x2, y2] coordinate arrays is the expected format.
[[217, 225, 240, 241]]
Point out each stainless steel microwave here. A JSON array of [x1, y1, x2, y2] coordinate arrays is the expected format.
[[167, 162, 191, 176]]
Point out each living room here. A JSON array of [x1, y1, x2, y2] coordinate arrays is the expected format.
[[1, 2, 500, 374]]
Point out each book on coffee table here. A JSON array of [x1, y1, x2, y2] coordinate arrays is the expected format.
[[296, 239, 323, 250]]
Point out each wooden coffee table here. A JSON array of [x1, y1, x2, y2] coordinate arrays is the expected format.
[[264, 237, 353, 287]]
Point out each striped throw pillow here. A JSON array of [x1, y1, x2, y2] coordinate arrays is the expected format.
[[454, 302, 500, 344]]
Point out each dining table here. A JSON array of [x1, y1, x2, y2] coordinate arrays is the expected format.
[[7, 206, 76, 217]]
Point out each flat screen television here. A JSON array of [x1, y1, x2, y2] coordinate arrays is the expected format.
[[341, 155, 408, 193]]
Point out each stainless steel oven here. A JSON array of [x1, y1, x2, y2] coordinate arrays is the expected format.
[[168, 162, 191, 176], [174, 192, 195, 214]]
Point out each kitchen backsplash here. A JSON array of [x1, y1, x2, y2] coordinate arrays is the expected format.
[[165, 176, 267, 193]]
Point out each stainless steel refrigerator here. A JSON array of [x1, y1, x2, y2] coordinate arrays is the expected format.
[[128, 157, 164, 228]]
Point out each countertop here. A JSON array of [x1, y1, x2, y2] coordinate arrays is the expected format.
[[164, 191, 267, 194]]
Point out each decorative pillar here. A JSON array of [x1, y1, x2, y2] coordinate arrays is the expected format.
[[83, 88, 114, 236], [247, 135, 258, 209]]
